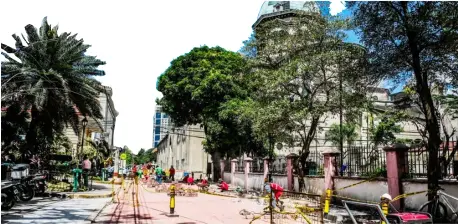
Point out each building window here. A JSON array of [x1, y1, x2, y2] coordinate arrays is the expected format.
[[155, 135, 161, 141], [155, 126, 161, 135], [155, 119, 161, 125], [155, 112, 162, 119]]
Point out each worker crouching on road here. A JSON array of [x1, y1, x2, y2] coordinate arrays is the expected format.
[[264, 178, 285, 211], [187, 175, 194, 185], [217, 179, 229, 192], [197, 177, 208, 190]]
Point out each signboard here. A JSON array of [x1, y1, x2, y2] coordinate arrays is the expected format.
[[120, 153, 127, 160]]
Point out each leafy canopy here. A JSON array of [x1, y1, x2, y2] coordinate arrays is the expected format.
[[248, 9, 368, 156], [156, 46, 247, 127]]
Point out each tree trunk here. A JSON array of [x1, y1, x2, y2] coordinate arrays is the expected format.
[[211, 151, 222, 181], [297, 147, 310, 192], [404, 11, 442, 200], [414, 72, 441, 202], [25, 105, 39, 156]]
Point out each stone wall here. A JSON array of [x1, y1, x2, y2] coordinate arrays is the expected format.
[[402, 179, 458, 211]]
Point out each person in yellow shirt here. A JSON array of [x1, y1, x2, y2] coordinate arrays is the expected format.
[[164, 169, 170, 181], [142, 164, 149, 182]]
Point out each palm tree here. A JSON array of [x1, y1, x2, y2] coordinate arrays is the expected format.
[[1, 103, 29, 154], [1, 17, 105, 155]]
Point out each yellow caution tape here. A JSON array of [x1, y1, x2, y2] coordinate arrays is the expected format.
[[336, 175, 382, 191], [391, 190, 428, 202]]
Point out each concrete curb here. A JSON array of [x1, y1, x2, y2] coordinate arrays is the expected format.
[[68, 192, 114, 199], [94, 180, 125, 185]]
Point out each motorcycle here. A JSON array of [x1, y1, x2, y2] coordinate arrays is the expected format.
[[33, 174, 48, 195], [1, 182, 21, 210], [27, 172, 48, 195], [13, 176, 35, 202]]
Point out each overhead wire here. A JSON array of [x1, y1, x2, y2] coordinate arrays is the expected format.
[[156, 126, 206, 139], [153, 125, 386, 143]]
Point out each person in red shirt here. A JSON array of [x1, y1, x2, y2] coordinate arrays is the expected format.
[[264, 178, 284, 210], [197, 177, 208, 190], [217, 179, 229, 192], [187, 175, 194, 185], [169, 166, 175, 181]]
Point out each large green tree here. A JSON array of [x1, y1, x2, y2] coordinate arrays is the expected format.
[[349, 2, 458, 199], [133, 148, 157, 164], [1, 17, 105, 157], [248, 8, 368, 190], [157, 46, 252, 180]]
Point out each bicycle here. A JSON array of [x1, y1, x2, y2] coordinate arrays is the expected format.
[[419, 187, 458, 223]]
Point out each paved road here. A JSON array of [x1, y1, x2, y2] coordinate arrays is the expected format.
[[1, 196, 110, 224], [93, 183, 308, 224]]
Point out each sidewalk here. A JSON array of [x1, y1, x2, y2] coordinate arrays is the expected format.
[[1, 197, 111, 224]]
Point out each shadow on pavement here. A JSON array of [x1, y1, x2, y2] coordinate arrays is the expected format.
[[2, 207, 97, 224], [1, 198, 67, 215]]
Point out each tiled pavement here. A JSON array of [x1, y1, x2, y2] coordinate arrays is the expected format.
[[93, 183, 309, 224]]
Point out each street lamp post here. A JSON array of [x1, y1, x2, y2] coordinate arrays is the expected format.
[[80, 117, 88, 162]]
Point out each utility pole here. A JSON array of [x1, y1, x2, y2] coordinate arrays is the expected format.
[[268, 133, 274, 224], [339, 46, 344, 177]]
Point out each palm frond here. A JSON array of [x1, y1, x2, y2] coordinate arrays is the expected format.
[[2, 17, 107, 154]]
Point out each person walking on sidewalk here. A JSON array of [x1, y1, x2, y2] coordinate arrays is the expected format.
[[169, 165, 175, 181], [82, 156, 92, 189], [155, 166, 163, 184]]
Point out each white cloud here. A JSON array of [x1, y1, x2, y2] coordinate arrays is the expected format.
[[329, 0, 346, 16], [1, 0, 264, 153]]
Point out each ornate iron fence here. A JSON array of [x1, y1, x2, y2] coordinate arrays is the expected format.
[[250, 157, 264, 173], [336, 145, 387, 177], [306, 152, 324, 176], [236, 158, 245, 172], [223, 160, 231, 172], [407, 137, 457, 179], [271, 156, 287, 174]]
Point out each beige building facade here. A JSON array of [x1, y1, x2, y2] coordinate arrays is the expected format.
[[66, 85, 118, 158], [155, 125, 211, 177]]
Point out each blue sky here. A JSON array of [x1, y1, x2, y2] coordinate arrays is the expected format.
[[338, 6, 406, 93]]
